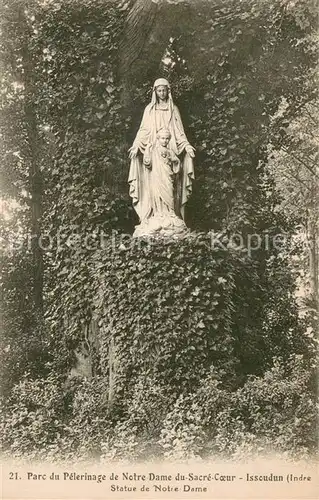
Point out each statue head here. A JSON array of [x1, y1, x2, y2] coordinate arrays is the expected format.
[[157, 128, 171, 147], [155, 85, 168, 102], [153, 78, 170, 103]]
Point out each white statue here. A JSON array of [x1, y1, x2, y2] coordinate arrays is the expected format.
[[128, 78, 195, 237]]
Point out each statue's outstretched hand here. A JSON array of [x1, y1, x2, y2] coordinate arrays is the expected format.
[[128, 146, 138, 159], [185, 144, 195, 158]]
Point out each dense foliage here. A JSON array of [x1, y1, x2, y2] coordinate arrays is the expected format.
[[1, 353, 316, 462], [0, 0, 317, 462]]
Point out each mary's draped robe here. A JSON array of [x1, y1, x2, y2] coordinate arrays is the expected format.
[[128, 100, 195, 229]]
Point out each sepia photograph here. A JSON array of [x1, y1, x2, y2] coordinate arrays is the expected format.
[[0, 0, 318, 499]]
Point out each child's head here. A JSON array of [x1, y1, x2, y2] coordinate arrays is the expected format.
[[157, 128, 171, 147]]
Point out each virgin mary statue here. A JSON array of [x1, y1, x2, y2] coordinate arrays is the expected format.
[[128, 78, 195, 237]]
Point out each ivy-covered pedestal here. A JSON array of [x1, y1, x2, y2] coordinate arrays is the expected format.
[[91, 232, 256, 407]]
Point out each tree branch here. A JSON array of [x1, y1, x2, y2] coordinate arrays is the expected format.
[[282, 146, 319, 177]]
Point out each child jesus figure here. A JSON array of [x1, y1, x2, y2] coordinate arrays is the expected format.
[[143, 128, 181, 216]]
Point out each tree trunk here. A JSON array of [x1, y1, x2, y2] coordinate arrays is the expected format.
[[19, 7, 44, 313]]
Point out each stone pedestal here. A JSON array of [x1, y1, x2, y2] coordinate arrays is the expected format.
[[133, 213, 188, 238], [91, 234, 244, 406]]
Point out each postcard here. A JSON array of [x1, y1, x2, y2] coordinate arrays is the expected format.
[[1, 0, 318, 499]]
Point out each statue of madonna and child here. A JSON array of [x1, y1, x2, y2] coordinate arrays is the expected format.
[[128, 78, 195, 237]]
